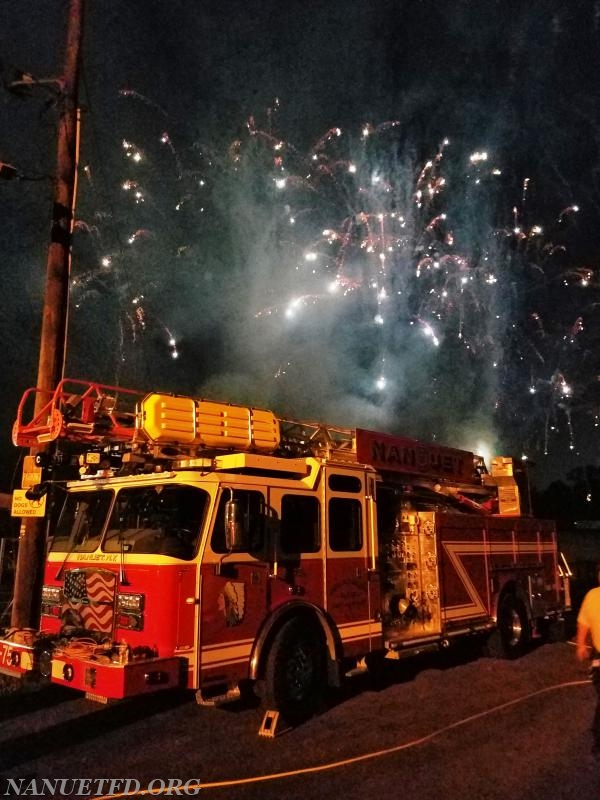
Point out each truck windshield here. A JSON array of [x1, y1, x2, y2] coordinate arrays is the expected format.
[[50, 490, 113, 553], [102, 484, 208, 559]]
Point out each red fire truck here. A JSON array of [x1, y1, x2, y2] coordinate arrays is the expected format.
[[0, 379, 569, 733]]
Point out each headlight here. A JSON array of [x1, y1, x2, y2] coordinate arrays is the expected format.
[[42, 585, 62, 604], [117, 593, 144, 632], [41, 584, 63, 618], [117, 593, 145, 613]]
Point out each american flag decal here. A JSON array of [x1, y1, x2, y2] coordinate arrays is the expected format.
[[62, 569, 116, 634]]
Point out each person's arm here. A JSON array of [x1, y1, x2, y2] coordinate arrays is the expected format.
[[577, 619, 591, 662]]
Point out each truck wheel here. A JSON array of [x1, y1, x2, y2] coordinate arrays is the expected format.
[[263, 617, 326, 726], [487, 594, 531, 659]]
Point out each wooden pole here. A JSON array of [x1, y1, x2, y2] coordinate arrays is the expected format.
[[11, 0, 84, 628]]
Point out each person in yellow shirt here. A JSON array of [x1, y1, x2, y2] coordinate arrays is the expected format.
[[576, 578, 600, 757]]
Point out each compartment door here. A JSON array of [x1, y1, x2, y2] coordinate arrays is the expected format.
[[381, 509, 441, 643]]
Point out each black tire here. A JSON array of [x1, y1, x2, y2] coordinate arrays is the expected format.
[[263, 617, 326, 726], [486, 594, 531, 659]]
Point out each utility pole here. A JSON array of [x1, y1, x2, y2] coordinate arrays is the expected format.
[[11, 0, 84, 628]]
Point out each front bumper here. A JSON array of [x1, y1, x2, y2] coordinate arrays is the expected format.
[[50, 654, 186, 699], [0, 632, 186, 700]]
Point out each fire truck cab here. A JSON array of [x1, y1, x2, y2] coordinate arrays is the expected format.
[[0, 379, 569, 731]]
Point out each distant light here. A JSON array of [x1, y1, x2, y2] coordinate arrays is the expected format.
[[304, 252, 317, 262], [470, 151, 488, 164], [374, 314, 384, 325], [375, 376, 386, 391], [476, 441, 492, 469], [275, 178, 286, 189]]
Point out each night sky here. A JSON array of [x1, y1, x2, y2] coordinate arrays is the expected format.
[[1, 0, 600, 493]]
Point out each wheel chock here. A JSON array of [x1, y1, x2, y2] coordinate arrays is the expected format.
[[258, 709, 291, 737]]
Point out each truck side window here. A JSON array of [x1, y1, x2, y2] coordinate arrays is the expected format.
[[328, 498, 362, 552], [51, 490, 113, 553], [211, 490, 265, 554], [328, 474, 362, 493], [281, 495, 320, 553]]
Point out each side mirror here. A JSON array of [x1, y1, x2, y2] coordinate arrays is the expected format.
[[25, 482, 51, 501], [225, 498, 246, 551]]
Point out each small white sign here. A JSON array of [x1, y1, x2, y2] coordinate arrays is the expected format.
[[22, 455, 42, 488]]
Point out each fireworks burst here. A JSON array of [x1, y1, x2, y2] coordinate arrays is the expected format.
[[227, 111, 597, 458], [69, 95, 598, 465]]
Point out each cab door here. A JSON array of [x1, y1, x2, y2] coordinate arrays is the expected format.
[[324, 468, 380, 654], [267, 487, 324, 609], [198, 487, 270, 686]]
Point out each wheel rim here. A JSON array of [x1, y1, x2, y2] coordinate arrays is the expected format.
[[285, 641, 314, 703], [504, 606, 523, 648]]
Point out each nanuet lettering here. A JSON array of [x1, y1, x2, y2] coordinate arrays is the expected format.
[[370, 440, 464, 476]]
